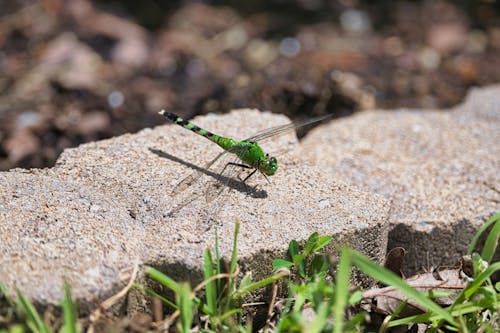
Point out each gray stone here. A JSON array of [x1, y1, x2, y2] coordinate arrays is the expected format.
[[0, 109, 390, 307], [301, 85, 500, 274], [0, 169, 143, 306]]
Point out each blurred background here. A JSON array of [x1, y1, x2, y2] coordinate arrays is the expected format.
[[0, 0, 499, 171]]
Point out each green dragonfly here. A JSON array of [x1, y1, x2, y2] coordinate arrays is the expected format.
[[158, 110, 331, 201]]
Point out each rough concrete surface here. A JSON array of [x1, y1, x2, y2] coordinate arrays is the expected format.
[[0, 170, 143, 307], [0, 109, 390, 307], [301, 85, 500, 274]]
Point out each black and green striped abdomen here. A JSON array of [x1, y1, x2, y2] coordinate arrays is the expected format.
[[159, 110, 236, 151]]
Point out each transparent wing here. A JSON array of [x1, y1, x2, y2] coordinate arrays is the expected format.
[[245, 113, 333, 142], [171, 150, 229, 195], [204, 156, 247, 203], [204, 142, 258, 202], [171, 141, 248, 196], [168, 149, 239, 216]]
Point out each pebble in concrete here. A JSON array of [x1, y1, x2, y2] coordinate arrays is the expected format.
[[300, 86, 500, 274], [0, 109, 390, 307]]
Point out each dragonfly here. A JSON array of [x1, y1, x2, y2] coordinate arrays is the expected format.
[[158, 110, 331, 203]]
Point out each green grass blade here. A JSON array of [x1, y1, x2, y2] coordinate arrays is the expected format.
[[17, 291, 50, 333], [239, 273, 252, 291], [481, 214, 500, 263], [214, 222, 221, 277], [453, 261, 500, 304], [309, 302, 330, 333], [467, 212, 500, 256], [233, 269, 289, 299], [5, 325, 25, 333], [388, 312, 433, 327], [381, 299, 409, 330], [230, 221, 240, 276], [348, 249, 458, 327], [0, 283, 18, 310], [347, 289, 363, 305], [227, 221, 240, 300], [390, 298, 498, 328], [60, 283, 78, 333], [176, 283, 193, 333], [136, 284, 177, 309], [343, 312, 366, 332], [147, 267, 180, 293], [219, 308, 242, 321], [212, 221, 223, 298], [333, 248, 352, 333], [449, 302, 493, 317], [204, 249, 216, 315]]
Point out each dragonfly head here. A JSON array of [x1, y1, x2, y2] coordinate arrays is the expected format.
[[261, 154, 278, 176]]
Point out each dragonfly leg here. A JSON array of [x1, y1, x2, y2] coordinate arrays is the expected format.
[[261, 172, 271, 184], [220, 161, 251, 184], [220, 162, 251, 178], [241, 159, 270, 184], [225, 161, 261, 189], [241, 168, 269, 197], [242, 168, 258, 183], [226, 162, 251, 170], [239, 168, 258, 194], [221, 162, 262, 194]]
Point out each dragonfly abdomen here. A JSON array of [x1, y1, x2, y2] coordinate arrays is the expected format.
[[159, 110, 237, 151]]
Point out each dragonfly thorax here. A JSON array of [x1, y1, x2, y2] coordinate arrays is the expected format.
[[236, 140, 278, 176]]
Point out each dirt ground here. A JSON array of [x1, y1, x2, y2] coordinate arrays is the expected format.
[[1, 0, 499, 170]]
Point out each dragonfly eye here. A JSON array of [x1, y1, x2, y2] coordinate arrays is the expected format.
[[265, 156, 278, 175]]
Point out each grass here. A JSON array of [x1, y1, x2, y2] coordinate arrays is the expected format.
[[0, 283, 78, 333], [0, 212, 499, 332]]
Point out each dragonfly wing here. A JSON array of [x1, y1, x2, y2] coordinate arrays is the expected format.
[[205, 144, 252, 202], [245, 114, 333, 142], [171, 171, 201, 196], [168, 150, 248, 215], [171, 149, 229, 196]]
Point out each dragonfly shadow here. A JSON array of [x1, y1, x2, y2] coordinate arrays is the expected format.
[[149, 148, 268, 199]]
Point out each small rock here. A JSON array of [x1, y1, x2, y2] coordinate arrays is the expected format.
[[3, 129, 40, 163], [427, 23, 467, 55], [77, 111, 110, 136]]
